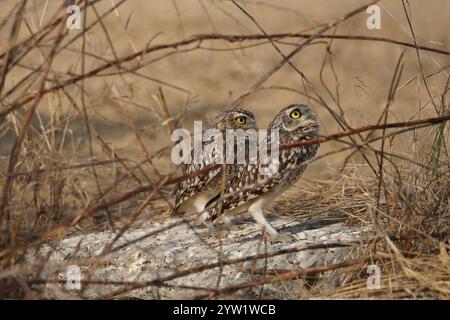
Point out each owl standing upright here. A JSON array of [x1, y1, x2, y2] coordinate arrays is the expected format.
[[172, 108, 257, 215], [203, 104, 320, 240]]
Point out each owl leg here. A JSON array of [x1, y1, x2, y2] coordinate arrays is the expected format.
[[198, 209, 217, 236], [250, 207, 280, 239], [198, 210, 209, 223], [249, 203, 294, 242], [196, 196, 211, 224]]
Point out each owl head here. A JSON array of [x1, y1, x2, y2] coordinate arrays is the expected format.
[[213, 108, 256, 131], [268, 104, 319, 137]]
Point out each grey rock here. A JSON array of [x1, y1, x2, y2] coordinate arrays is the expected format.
[[26, 217, 368, 299]]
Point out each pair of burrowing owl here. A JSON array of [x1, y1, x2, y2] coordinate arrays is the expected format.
[[172, 104, 320, 241]]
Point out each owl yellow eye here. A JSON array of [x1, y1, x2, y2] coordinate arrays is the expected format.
[[235, 116, 247, 125], [290, 109, 301, 119]]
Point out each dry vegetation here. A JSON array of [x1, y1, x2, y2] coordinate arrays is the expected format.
[[0, 0, 449, 299]]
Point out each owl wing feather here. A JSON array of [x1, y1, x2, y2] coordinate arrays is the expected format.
[[171, 137, 223, 214]]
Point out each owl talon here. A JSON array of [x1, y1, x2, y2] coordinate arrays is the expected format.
[[268, 232, 296, 243]]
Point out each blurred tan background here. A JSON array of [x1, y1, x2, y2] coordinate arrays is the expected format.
[[1, 0, 449, 180]]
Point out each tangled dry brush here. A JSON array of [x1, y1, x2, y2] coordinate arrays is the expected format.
[[0, 0, 448, 299]]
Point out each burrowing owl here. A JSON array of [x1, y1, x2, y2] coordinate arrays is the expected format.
[[203, 104, 320, 240], [172, 108, 257, 215]]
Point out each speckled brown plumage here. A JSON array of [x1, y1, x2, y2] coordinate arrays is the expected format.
[[172, 108, 256, 214]]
